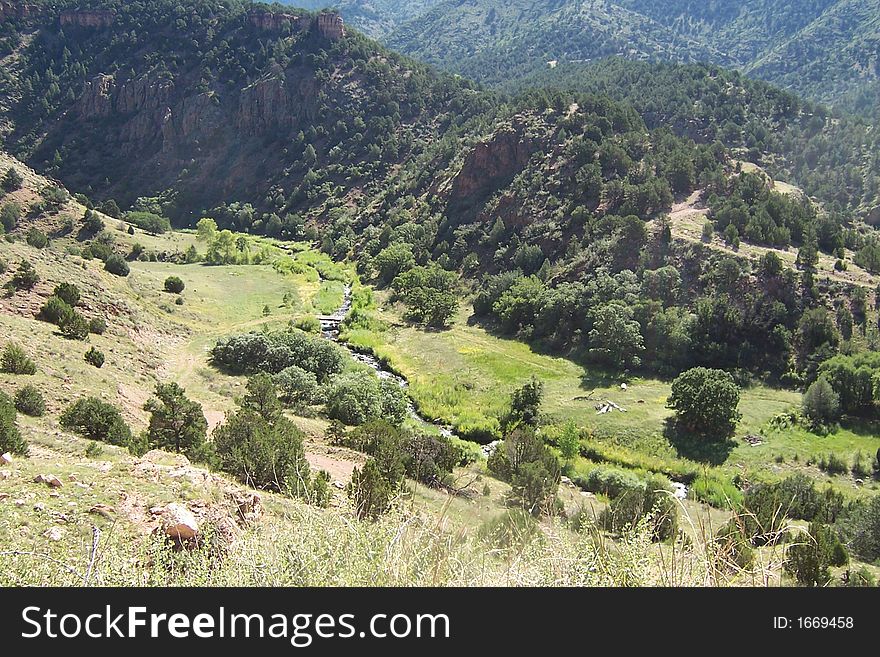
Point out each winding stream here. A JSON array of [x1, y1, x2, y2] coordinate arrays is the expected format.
[[318, 284, 455, 439]]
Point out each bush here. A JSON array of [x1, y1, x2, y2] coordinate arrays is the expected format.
[[126, 211, 171, 235], [14, 385, 45, 417], [26, 228, 48, 249], [818, 453, 849, 476], [39, 296, 72, 325], [488, 427, 560, 515], [0, 391, 28, 456], [60, 397, 131, 446], [668, 367, 741, 438], [82, 209, 104, 234], [53, 282, 80, 307], [802, 376, 840, 429], [1, 342, 36, 375], [784, 522, 848, 586], [577, 466, 644, 498], [2, 167, 23, 192], [835, 496, 880, 563], [211, 330, 344, 380], [104, 253, 130, 277], [84, 441, 104, 458], [1, 201, 21, 232], [294, 314, 321, 333], [144, 383, 207, 460], [478, 508, 539, 550], [6, 260, 39, 291], [325, 371, 385, 426], [600, 474, 678, 541], [213, 409, 311, 496], [347, 458, 398, 520], [273, 365, 319, 409], [84, 347, 105, 368], [89, 317, 107, 335], [58, 309, 90, 340], [164, 276, 185, 294]]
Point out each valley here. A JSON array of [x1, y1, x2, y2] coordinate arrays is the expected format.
[[0, 1, 878, 590]]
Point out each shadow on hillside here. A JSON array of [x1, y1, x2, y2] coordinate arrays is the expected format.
[[663, 419, 736, 465]]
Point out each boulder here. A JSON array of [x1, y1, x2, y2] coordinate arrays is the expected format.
[[0, 452, 12, 465], [33, 474, 63, 488], [161, 503, 199, 541], [43, 527, 64, 542]]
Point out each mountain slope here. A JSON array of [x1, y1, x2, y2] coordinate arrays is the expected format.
[[382, 0, 880, 109]]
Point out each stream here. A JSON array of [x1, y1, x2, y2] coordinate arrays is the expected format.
[[318, 284, 455, 439], [316, 284, 687, 498]]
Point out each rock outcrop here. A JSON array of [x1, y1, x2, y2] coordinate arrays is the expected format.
[[161, 503, 200, 541], [0, 2, 41, 20], [449, 123, 538, 207], [248, 10, 302, 32], [317, 11, 345, 40], [59, 9, 115, 28]]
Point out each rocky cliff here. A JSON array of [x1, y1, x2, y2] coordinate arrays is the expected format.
[[60, 9, 116, 28], [247, 10, 304, 32]]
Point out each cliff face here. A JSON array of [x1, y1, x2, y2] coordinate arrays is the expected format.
[[59, 9, 116, 28], [0, 2, 41, 19], [248, 10, 304, 32], [449, 122, 539, 214], [317, 12, 345, 40]]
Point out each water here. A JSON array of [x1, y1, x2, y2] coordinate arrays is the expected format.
[[319, 284, 455, 438]]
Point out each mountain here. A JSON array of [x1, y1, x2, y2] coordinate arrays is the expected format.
[[278, 0, 444, 38], [0, 0, 489, 222], [377, 0, 880, 110]]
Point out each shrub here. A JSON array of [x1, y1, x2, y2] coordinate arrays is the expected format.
[[89, 317, 107, 335], [211, 330, 344, 380], [53, 282, 80, 307], [1, 201, 21, 232], [126, 211, 171, 235], [82, 210, 104, 234], [478, 508, 540, 550], [144, 383, 207, 460], [26, 228, 48, 249], [1, 342, 36, 375], [6, 259, 39, 291], [600, 474, 678, 541], [802, 376, 840, 429], [104, 254, 130, 277], [835, 496, 880, 563], [58, 309, 90, 340], [577, 466, 644, 498], [784, 522, 848, 586], [347, 459, 398, 520], [60, 397, 131, 446], [213, 410, 311, 495], [39, 295, 73, 325], [14, 385, 45, 417], [818, 453, 849, 476], [325, 371, 385, 426], [84, 347, 105, 368], [0, 392, 28, 456], [667, 367, 741, 438], [2, 167, 23, 192], [273, 365, 319, 409], [164, 276, 185, 294], [294, 314, 321, 333], [488, 427, 560, 515], [84, 441, 104, 458]]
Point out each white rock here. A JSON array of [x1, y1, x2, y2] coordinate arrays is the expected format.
[[161, 503, 199, 541], [44, 527, 64, 542], [0, 452, 12, 465], [0, 470, 10, 480]]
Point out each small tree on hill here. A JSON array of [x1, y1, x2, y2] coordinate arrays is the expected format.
[[164, 276, 185, 294], [785, 522, 848, 586], [53, 282, 80, 307], [1, 343, 36, 375], [667, 367, 741, 438], [802, 377, 840, 429], [144, 383, 208, 460], [2, 167, 23, 192], [6, 260, 39, 291], [0, 391, 29, 456]]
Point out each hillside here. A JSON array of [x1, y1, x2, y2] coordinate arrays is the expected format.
[[380, 0, 880, 111], [0, 1, 879, 589]]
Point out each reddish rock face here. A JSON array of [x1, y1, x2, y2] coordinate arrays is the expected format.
[[248, 10, 302, 32], [0, 2, 41, 19], [317, 12, 345, 40], [59, 9, 115, 28], [450, 125, 537, 203]]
